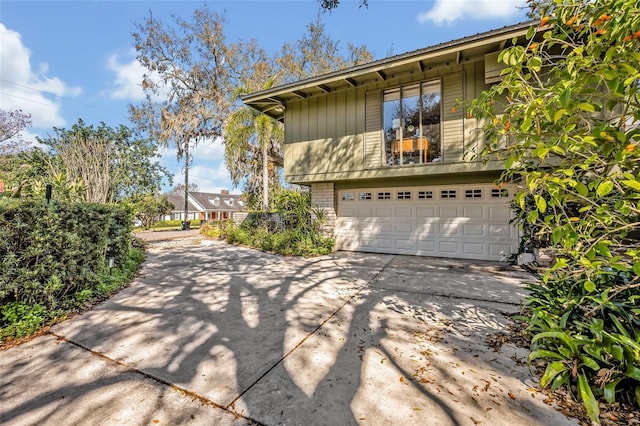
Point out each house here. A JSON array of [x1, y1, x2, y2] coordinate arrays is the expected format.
[[163, 190, 244, 221], [243, 21, 539, 261]]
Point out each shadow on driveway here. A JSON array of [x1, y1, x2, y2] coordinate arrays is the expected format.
[[0, 242, 577, 426]]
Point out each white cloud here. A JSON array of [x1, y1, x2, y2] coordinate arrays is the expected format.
[[106, 51, 167, 101], [417, 0, 526, 25], [0, 24, 81, 128], [159, 140, 238, 194]]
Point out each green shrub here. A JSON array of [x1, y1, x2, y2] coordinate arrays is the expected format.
[[200, 221, 223, 239], [0, 201, 144, 343], [526, 269, 640, 413], [152, 219, 201, 229]]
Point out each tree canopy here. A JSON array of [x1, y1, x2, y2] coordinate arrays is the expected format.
[[27, 120, 171, 203], [130, 7, 374, 209]]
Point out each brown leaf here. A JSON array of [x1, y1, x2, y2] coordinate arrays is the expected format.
[[508, 391, 516, 400], [153, 420, 160, 424], [470, 417, 481, 425]]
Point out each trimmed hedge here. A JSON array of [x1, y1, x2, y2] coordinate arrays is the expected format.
[[0, 200, 132, 309]]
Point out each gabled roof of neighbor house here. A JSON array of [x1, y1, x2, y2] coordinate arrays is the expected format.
[[166, 192, 245, 212], [165, 194, 198, 213], [189, 191, 244, 212], [243, 20, 538, 121]]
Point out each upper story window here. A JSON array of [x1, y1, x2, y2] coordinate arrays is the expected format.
[[383, 80, 441, 167]]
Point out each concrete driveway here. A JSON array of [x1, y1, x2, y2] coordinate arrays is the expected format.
[[0, 241, 577, 426]]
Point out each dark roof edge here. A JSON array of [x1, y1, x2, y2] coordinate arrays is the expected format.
[[242, 20, 537, 102]]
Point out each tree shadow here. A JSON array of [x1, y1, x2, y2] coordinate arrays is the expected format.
[[0, 243, 575, 425]]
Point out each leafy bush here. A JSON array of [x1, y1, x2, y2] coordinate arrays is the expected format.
[[0, 200, 144, 342], [151, 219, 201, 229], [466, 1, 640, 422], [199, 220, 236, 239], [222, 190, 334, 256]]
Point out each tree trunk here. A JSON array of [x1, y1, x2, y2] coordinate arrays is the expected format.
[[184, 140, 190, 223], [262, 142, 269, 211]]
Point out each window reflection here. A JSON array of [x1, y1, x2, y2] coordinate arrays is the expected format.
[[383, 80, 441, 166]]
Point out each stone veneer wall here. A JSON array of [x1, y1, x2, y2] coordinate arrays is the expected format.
[[310, 182, 336, 236]]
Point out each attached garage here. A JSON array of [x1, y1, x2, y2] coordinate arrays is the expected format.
[[335, 184, 519, 261]]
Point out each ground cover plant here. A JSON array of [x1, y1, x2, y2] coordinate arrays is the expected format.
[[222, 190, 334, 257]]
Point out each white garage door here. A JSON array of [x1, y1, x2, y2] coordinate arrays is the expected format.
[[335, 184, 519, 261]]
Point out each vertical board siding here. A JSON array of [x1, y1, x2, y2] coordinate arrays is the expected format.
[[442, 72, 464, 162], [463, 63, 480, 161], [308, 96, 318, 142], [364, 91, 382, 169]]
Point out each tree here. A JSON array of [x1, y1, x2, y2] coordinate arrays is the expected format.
[[130, 7, 238, 222], [0, 109, 32, 173], [224, 77, 284, 210], [276, 15, 374, 84], [319, 0, 368, 11], [468, 1, 640, 422], [129, 194, 174, 229], [169, 183, 199, 195], [37, 120, 171, 203], [223, 17, 373, 209]]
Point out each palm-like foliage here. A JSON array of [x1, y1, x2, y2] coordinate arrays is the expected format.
[[224, 78, 284, 210]]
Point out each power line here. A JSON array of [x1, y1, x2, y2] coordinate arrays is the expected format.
[[0, 78, 119, 115], [0, 91, 126, 124]]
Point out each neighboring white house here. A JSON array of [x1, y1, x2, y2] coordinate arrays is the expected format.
[[163, 190, 244, 221]]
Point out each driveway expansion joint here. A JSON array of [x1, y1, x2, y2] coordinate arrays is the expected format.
[[224, 254, 398, 410], [47, 330, 265, 425]]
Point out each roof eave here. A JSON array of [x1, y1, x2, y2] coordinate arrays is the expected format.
[[242, 20, 537, 118]]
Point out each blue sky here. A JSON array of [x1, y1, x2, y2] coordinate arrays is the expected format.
[[1, 0, 528, 194]]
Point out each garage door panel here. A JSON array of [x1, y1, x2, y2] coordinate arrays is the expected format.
[[489, 244, 512, 257], [396, 222, 413, 233], [417, 239, 436, 251], [439, 206, 458, 217], [375, 207, 392, 217], [463, 223, 485, 236], [463, 242, 485, 255], [489, 206, 511, 219], [357, 206, 373, 216], [438, 241, 460, 254], [340, 206, 357, 217], [439, 221, 463, 236], [396, 239, 416, 250], [489, 224, 512, 237], [463, 206, 485, 218], [396, 207, 414, 218], [417, 207, 435, 217], [335, 184, 518, 261]]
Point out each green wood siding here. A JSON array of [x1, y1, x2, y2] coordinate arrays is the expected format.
[[364, 91, 382, 169], [442, 72, 464, 162], [283, 63, 501, 184]]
